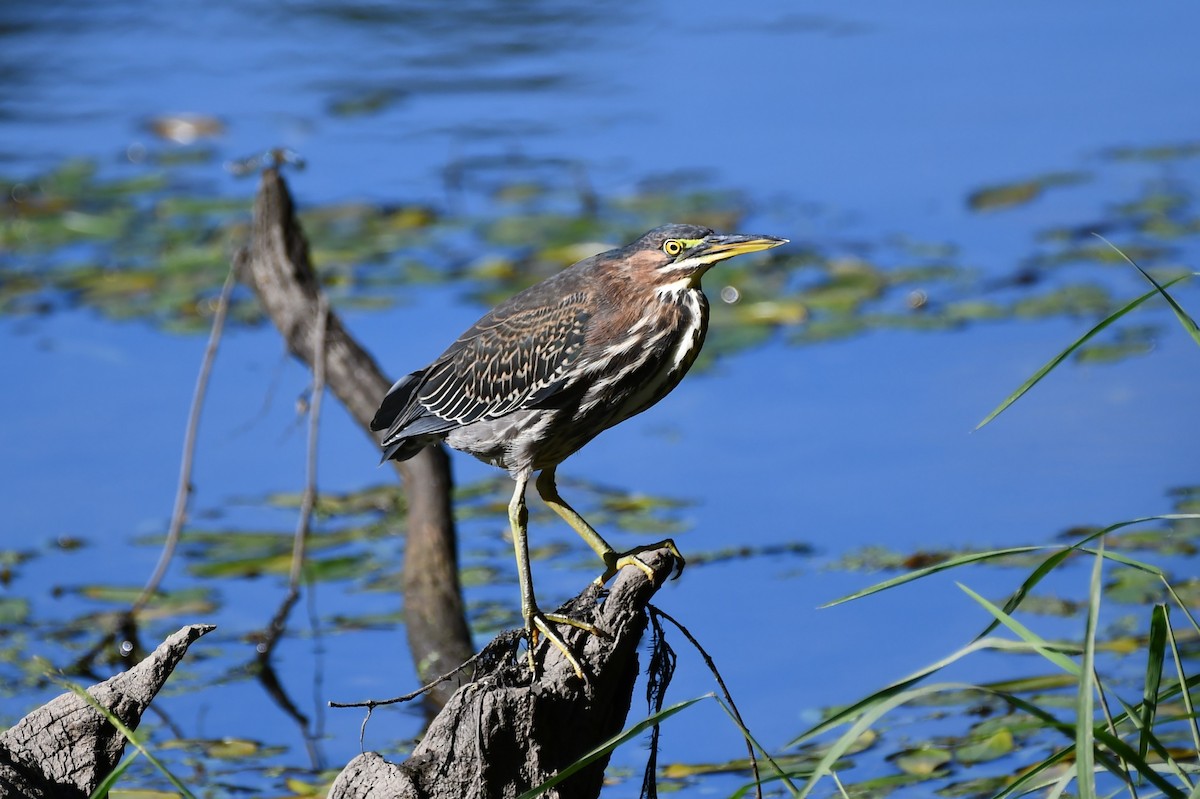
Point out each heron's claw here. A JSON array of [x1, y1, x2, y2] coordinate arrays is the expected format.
[[596, 539, 686, 586], [524, 610, 603, 680]]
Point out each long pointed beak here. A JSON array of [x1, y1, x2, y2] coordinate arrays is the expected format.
[[694, 234, 788, 262]]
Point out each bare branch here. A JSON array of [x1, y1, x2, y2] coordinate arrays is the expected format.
[[236, 167, 473, 704], [135, 266, 238, 613]]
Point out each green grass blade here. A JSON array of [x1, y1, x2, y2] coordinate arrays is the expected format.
[[51, 676, 197, 799], [1091, 673, 1132, 799], [712, 697, 801, 797], [807, 521, 1200, 797], [1077, 547, 1166, 575], [1114, 691, 1196, 791], [992, 746, 1077, 799], [1046, 767, 1078, 799], [1165, 611, 1200, 754], [1001, 690, 1185, 798], [980, 673, 1076, 692], [957, 583, 1081, 675], [1075, 544, 1103, 799], [1090, 726, 1188, 798], [995, 681, 1197, 799], [1094, 235, 1200, 347], [820, 546, 1045, 608], [994, 692, 1116, 798], [1141, 604, 1168, 761], [1162, 579, 1200, 636], [793, 682, 965, 799], [787, 658, 1188, 799], [516, 694, 711, 799], [976, 274, 1193, 430], [824, 515, 1199, 611], [89, 750, 141, 799], [787, 637, 1052, 748], [791, 680, 1170, 799], [980, 518, 1183, 639], [976, 546, 1075, 640], [1081, 514, 1200, 542]]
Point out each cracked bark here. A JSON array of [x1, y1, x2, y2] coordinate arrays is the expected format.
[[0, 624, 214, 799], [329, 547, 678, 799]]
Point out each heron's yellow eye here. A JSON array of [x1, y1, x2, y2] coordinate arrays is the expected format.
[[662, 239, 683, 257]]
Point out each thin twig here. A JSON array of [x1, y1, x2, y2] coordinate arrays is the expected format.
[[249, 297, 330, 770], [299, 298, 329, 768], [258, 294, 329, 660], [307, 576, 328, 765], [290, 293, 327, 592], [328, 648, 486, 710], [133, 266, 237, 613], [649, 605, 763, 799]]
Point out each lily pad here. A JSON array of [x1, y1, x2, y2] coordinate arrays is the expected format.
[[954, 728, 1014, 765], [890, 746, 952, 777]]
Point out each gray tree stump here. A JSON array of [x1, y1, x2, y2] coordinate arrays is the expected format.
[[0, 624, 214, 798], [330, 547, 678, 799]]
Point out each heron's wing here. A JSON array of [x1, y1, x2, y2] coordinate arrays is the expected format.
[[416, 290, 591, 425], [371, 370, 425, 433]]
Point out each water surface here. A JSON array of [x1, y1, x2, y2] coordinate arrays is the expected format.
[[1, 1, 1198, 794]]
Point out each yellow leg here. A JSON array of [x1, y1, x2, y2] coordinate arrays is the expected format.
[[508, 471, 594, 680], [535, 467, 685, 586]]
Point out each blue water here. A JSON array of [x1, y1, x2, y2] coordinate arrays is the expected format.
[[2, 1, 1199, 794]]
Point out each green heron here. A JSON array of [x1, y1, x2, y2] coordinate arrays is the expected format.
[[372, 224, 787, 677]]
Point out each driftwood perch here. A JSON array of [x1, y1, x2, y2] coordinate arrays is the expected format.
[[236, 168, 473, 703], [330, 547, 679, 799], [0, 624, 214, 798]]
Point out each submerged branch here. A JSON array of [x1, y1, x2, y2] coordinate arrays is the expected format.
[[289, 292, 327, 593], [255, 293, 329, 662], [72, 266, 236, 675], [249, 295, 330, 770], [236, 167, 473, 705], [136, 266, 238, 613]]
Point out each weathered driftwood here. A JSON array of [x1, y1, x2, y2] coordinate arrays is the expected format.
[[235, 168, 473, 704], [0, 624, 214, 798], [329, 547, 679, 799]]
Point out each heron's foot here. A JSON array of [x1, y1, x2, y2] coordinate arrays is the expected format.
[[596, 539, 686, 586], [525, 610, 604, 680]]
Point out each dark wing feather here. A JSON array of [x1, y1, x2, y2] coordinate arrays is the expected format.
[[417, 291, 590, 424], [371, 370, 425, 432], [372, 286, 593, 456]]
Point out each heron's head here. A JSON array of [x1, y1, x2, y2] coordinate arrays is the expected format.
[[619, 223, 788, 288]]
